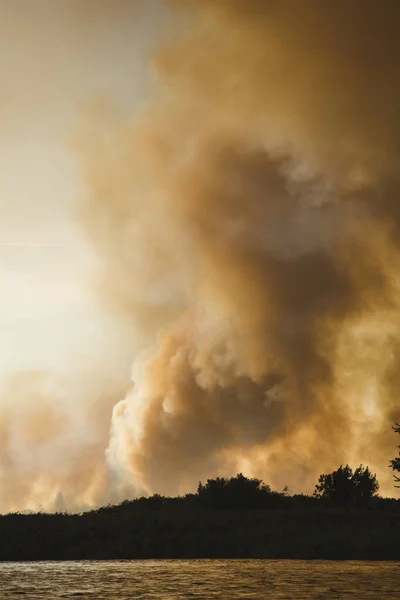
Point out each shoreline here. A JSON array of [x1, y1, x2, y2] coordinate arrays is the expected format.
[[0, 499, 398, 562]]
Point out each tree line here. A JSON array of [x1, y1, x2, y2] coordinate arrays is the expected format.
[[0, 425, 397, 561], [188, 464, 379, 510], [191, 423, 400, 508], [110, 423, 400, 511]]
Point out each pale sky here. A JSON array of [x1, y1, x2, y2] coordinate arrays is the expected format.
[[0, 0, 168, 380]]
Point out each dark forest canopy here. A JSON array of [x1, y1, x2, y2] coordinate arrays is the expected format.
[[3, 464, 392, 516], [314, 465, 379, 503], [0, 467, 398, 561]]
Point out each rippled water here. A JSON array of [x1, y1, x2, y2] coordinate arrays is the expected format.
[[0, 560, 399, 599]]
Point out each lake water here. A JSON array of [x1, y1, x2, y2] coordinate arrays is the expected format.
[[0, 560, 399, 599]]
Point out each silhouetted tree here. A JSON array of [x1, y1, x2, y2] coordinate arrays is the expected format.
[[352, 465, 380, 499], [314, 464, 379, 503], [197, 476, 228, 508], [389, 423, 400, 487], [197, 473, 274, 509]]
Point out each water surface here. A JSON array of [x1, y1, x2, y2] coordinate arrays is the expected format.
[[0, 559, 399, 599]]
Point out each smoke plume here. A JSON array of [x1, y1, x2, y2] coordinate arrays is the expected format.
[[0, 370, 135, 513], [78, 0, 400, 496], [2, 0, 400, 510]]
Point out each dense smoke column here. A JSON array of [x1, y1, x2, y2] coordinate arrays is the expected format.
[[1, 0, 400, 509], [77, 1, 400, 495]]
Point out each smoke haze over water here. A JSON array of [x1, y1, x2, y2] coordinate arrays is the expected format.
[[2, 0, 400, 511]]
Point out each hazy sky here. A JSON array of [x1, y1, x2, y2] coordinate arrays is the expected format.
[[0, 0, 168, 379], [1, 1, 399, 512]]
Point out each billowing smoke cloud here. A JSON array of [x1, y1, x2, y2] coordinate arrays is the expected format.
[[0, 370, 135, 513], [78, 0, 400, 496], [0, 0, 166, 512], [2, 0, 400, 511]]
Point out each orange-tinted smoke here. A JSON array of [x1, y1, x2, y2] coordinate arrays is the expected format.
[[77, 1, 400, 496]]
